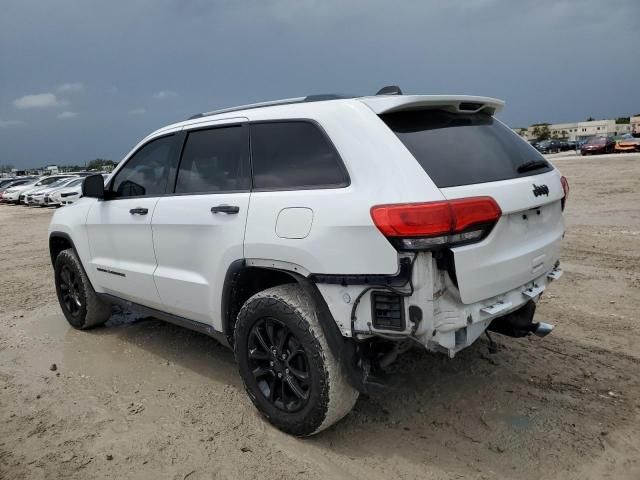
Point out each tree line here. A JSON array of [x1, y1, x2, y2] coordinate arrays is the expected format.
[[0, 158, 117, 174]]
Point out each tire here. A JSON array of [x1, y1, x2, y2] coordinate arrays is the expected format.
[[54, 248, 111, 330], [234, 284, 358, 436]]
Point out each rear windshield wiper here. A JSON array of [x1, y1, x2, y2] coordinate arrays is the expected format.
[[517, 160, 550, 173]]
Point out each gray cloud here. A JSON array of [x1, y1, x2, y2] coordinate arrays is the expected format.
[[13, 93, 68, 109], [57, 82, 84, 93], [1, 0, 639, 167], [154, 91, 177, 100], [57, 111, 78, 120], [0, 119, 26, 128]]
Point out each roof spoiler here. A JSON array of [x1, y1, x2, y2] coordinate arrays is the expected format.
[[360, 95, 505, 116]]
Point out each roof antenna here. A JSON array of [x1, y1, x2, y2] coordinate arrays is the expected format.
[[376, 85, 403, 96]]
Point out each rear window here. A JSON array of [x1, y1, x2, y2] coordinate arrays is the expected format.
[[381, 110, 552, 188], [250, 121, 349, 190]]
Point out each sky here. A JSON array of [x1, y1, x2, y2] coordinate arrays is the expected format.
[[1, 0, 639, 169]]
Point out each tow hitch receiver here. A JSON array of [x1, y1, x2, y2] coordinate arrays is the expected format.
[[488, 301, 553, 338], [533, 322, 554, 337]]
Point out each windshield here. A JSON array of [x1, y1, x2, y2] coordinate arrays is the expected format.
[[55, 178, 78, 188], [38, 176, 66, 185], [65, 178, 84, 188], [380, 110, 552, 188], [5, 180, 25, 188], [46, 178, 70, 188], [587, 137, 606, 145]]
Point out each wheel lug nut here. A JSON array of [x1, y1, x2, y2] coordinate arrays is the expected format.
[[269, 361, 274, 367], [285, 368, 289, 374], [281, 354, 286, 359], [277, 373, 282, 378]]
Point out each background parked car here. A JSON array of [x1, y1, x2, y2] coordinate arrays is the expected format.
[[26, 177, 79, 206], [581, 136, 616, 155], [48, 177, 86, 206], [19, 175, 76, 205], [536, 139, 565, 153], [576, 138, 590, 149], [614, 134, 640, 153], [0, 177, 37, 197], [0, 178, 46, 203], [50, 174, 109, 206]]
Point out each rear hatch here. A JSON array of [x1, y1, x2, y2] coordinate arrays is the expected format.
[[380, 108, 565, 304]]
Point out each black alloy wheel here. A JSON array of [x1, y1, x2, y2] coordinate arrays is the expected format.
[[234, 284, 359, 436], [59, 264, 83, 318], [54, 248, 111, 330], [247, 317, 311, 413]]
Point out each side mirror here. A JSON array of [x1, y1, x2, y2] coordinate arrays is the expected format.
[[82, 174, 105, 199]]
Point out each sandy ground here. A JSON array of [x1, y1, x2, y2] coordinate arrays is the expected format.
[[1, 153, 639, 479]]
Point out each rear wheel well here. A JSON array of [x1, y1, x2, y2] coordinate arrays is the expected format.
[[223, 266, 298, 344], [223, 264, 371, 394], [49, 234, 73, 266]]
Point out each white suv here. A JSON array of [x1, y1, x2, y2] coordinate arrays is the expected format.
[[48, 89, 567, 436]]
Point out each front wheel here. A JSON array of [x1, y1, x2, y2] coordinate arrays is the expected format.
[[54, 249, 111, 329], [234, 284, 358, 436]]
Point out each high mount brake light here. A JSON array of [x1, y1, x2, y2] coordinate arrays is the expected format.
[[560, 176, 569, 211], [370, 196, 501, 251]]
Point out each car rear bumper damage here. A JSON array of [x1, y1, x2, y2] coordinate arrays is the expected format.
[[316, 253, 562, 358]]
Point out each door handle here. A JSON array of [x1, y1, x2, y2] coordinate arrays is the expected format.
[[129, 207, 148, 215], [211, 204, 240, 214]]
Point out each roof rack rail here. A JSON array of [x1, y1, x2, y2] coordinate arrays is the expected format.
[[188, 94, 353, 120]]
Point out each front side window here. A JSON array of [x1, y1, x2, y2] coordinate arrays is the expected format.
[[175, 126, 250, 194], [250, 121, 349, 190], [110, 135, 174, 198]]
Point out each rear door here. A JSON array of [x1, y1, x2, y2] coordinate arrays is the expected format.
[[381, 109, 565, 304], [86, 134, 178, 309], [151, 121, 251, 326]]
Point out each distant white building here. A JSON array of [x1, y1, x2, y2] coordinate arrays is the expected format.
[[517, 119, 632, 141], [45, 165, 59, 175], [631, 116, 640, 136]]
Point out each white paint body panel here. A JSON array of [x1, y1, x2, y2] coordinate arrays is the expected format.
[[442, 168, 565, 304], [151, 192, 250, 326], [85, 197, 164, 308]]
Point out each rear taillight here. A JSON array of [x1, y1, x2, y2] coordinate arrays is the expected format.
[[560, 176, 569, 211], [370, 196, 501, 251]]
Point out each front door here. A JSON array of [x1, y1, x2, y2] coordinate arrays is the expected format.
[[86, 134, 177, 309]]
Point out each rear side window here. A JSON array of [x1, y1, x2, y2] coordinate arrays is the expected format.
[[381, 110, 552, 188], [250, 121, 349, 190], [175, 126, 250, 194], [110, 135, 174, 198]]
